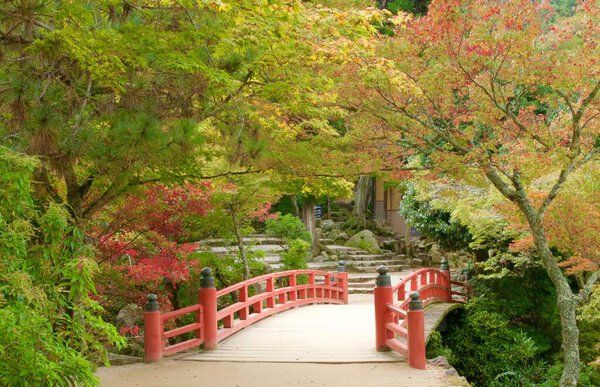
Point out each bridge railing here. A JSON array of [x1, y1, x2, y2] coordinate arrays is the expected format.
[[374, 258, 465, 369], [143, 262, 348, 362]]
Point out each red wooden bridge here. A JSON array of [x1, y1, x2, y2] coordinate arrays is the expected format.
[[143, 259, 465, 368]]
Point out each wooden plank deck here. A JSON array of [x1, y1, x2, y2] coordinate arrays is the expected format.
[[181, 295, 460, 364]]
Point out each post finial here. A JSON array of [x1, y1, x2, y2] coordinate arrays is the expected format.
[[440, 257, 449, 272], [200, 267, 215, 288], [145, 293, 159, 312], [409, 291, 422, 310], [376, 265, 391, 287]]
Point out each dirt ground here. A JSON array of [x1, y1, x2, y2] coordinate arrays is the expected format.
[[96, 360, 469, 387]]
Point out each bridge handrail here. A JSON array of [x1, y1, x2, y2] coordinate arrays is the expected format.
[[143, 263, 349, 362], [374, 258, 466, 370], [216, 269, 340, 298]]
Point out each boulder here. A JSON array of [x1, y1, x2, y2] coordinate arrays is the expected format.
[[445, 367, 459, 376], [326, 229, 348, 242], [429, 244, 443, 264], [116, 304, 143, 329], [428, 356, 451, 368], [321, 220, 338, 233], [381, 239, 399, 253], [344, 230, 381, 254]]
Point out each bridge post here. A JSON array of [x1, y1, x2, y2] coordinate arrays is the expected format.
[[407, 291, 426, 369], [144, 294, 162, 363], [374, 265, 393, 351], [440, 258, 452, 302], [337, 260, 348, 304], [199, 267, 218, 350]]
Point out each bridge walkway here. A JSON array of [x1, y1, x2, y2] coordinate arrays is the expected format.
[[180, 294, 457, 364]]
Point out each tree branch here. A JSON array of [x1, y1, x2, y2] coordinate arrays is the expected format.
[[577, 270, 599, 305]]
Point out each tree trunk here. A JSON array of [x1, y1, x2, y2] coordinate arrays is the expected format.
[[291, 195, 300, 217], [353, 175, 370, 228], [301, 197, 319, 257], [231, 210, 250, 279], [484, 168, 583, 386], [528, 218, 580, 387]]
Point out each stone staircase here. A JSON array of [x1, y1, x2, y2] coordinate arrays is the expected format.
[[200, 235, 421, 295]]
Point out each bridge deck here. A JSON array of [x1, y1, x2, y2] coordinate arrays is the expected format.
[[181, 295, 458, 363]]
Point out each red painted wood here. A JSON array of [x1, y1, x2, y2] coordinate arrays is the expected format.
[[266, 278, 275, 308], [163, 322, 203, 339], [408, 308, 426, 369], [145, 269, 348, 360], [374, 285, 394, 352], [143, 311, 163, 363], [199, 286, 217, 350], [376, 267, 466, 369], [289, 274, 297, 301], [162, 338, 203, 356], [386, 304, 407, 318], [385, 322, 408, 338], [386, 338, 408, 356], [161, 304, 201, 322]]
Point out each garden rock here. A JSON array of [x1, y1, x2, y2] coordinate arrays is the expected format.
[[116, 304, 143, 329], [345, 230, 381, 254], [428, 356, 451, 368]]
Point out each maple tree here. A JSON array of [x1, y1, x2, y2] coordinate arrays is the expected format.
[[94, 182, 213, 310], [356, 0, 600, 384]]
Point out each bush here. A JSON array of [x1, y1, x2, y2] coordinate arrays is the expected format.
[[281, 239, 310, 270], [0, 148, 124, 386], [399, 183, 473, 250], [445, 304, 538, 386], [426, 330, 454, 362], [265, 214, 311, 243]]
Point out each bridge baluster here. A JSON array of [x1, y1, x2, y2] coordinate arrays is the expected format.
[[337, 260, 348, 304], [239, 284, 248, 320], [440, 258, 451, 302], [308, 272, 316, 299], [289, 273, 297, 301], [374, 265, 394, 352], [266, 277, 275, 308], [199, 267, 218, 350], [143, 294, 163, 363], [407, 292, 426, 369], [324, 274, 331, 300]]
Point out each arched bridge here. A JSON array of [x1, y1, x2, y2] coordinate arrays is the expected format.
[[143, 260, 466, 368]]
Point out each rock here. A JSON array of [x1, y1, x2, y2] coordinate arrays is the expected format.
[[344, 230, 381, 254], [116, 304, 143, 329], [411, 258, 423, 266], [326, 229, 348, 242], [429, 244, 443, 264], [427, 356, 451, 368], [321, 220, 338, 233], [381, 239, 399, 253], [445, 367, 459, 376]]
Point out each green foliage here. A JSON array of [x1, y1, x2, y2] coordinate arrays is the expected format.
[[425, 330, 454, 362], [0, 147, 124, 386], [399, 183, 473, 250], [280, 239, 310, 271], [385, 0, 430, 15], [446, 303, 538, 386], [265, 214, 311, 243]]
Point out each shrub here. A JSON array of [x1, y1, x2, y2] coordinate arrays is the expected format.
[[445, 301, 538, 386], [281, 239, 310, 270], [265, 214, 311, 243]]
